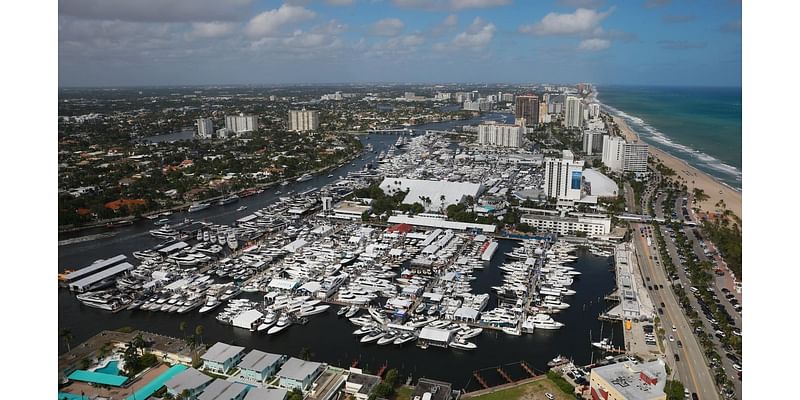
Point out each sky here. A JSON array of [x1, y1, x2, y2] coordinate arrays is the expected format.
[[58, 0, 742, 87]]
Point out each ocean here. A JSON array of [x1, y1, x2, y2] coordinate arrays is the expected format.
[[596, 86, 742, 190]]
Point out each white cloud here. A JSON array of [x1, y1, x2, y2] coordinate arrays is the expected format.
[[244, 4, 316, 38], [451, 17, 495, 49], [578, 38, 610, 50], [392, 0, 510, 11], [189, 22, 237, 38], [325, 0, 355, 4], [312, 20, 349, 35], [519, 8, 613, 36], [369, 18, 405, 36], [431, 14, 458, 36]]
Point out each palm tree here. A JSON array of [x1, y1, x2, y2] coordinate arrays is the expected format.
[[195, 325, 204, 347], [179, 321, 187, 338], [60, 328, 74, 352], [299, 347, 313, 361], [132, 333, 147, 356]]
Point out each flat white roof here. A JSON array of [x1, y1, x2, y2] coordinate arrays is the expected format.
[[388, 215, 496, 233], [379, 178, 483, 210]]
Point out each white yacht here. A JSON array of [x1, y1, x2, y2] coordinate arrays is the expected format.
[[188, 202, 211, 213], [267, 314, 292, 335], [529, 313, 564, 330], [449, 338, 477, 350]]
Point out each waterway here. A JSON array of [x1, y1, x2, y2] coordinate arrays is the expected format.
[[59, 111, 622, 388]]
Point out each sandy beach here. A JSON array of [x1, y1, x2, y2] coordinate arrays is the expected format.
[[613, 116, 742, 221]]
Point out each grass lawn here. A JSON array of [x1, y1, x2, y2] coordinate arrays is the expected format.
[[394, 385, 414, 400], [467, 378, 568, 400]]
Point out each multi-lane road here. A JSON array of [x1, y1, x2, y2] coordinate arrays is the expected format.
[[633, 168, 742, 399], [632, 224, 719, 399]]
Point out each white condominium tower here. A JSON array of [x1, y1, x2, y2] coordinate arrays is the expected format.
[[564, 96, 584, 129], [196, 118, 214, 139], [602, 136, 649, 173], [623, 143, 649, 173], [601, 136, 625, 172], [544, 150, 584, 200], [288, 109, 320, 132], [477, 121, 523, 147], [224, 114, 258, 134]]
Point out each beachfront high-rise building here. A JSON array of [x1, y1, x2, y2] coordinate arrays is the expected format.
[[601, 136, 625, 171], [623, 143, 649, 174], [583, 132, 605, 155], [288, 109, 320, 132], [515, 95, 539, 127], [544, 150, 584, 201], [224, 114, 258, 135], [588, 103, 601, 119], [564, 96, 584, 129], [196, 118, 214, 139], [477, 121, 523, 148]]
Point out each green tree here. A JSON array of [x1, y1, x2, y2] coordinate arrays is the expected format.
[[299, 347, 313, 361], [664, 380, 685, 400], [60, 328, 74, 352], [195, 325, 204, 346]]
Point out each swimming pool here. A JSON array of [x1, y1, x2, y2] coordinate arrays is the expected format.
[[94, 360, 120, 375]]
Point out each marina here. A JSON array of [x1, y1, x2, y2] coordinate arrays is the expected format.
[[59, 121, 623, 389]]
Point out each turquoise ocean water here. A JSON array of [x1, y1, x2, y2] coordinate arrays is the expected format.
[[596, 86, 742, 190]]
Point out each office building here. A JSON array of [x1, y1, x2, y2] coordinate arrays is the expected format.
[[502, 93, 515, 102], [589, 360, 667, 400], [225, 114, 258, 134], [544, 150, 584, 201], [601, 136, 625, 172], [623, 143, 649, 173], [196, 118, 214, 139], [583, 131, 605, 155], [288, 109, 320, 132], [515, 95, 539, 127], [564, 96, 583, 128], [477, 122, 523, 147]]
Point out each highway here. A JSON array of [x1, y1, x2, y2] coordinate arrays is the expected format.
[[632, 224, 719, 399]]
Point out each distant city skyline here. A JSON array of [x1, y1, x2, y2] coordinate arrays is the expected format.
[[59, 0, 742, 87]]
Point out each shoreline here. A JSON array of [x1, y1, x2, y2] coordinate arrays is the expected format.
[[613, 115, 742, 221]]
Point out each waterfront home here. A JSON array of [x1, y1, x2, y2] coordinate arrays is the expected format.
[[344, 368, 381, 400], [243, 388, 289, 400], [197, 380, 249, 400], [165, 367, 213, 399], [276, 357, 324, 391], [237, 350, 287, 382], [201, 342, 246, 374]]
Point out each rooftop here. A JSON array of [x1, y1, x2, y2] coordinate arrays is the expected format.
[[277, 357, 323, 381], [379, 177, 483, 210], [592, 360, 667, 400], [201, 342, 245, 363], [238, 350, 285, 372], [197, 379, 248, 400], [165, 367, 213, 393], [244, 387, 289, 400]]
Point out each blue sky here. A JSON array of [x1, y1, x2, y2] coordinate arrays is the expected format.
[[58, 0, 742, 87]]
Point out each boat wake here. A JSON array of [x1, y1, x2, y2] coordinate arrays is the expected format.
[[600, 102, 742, 189]]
